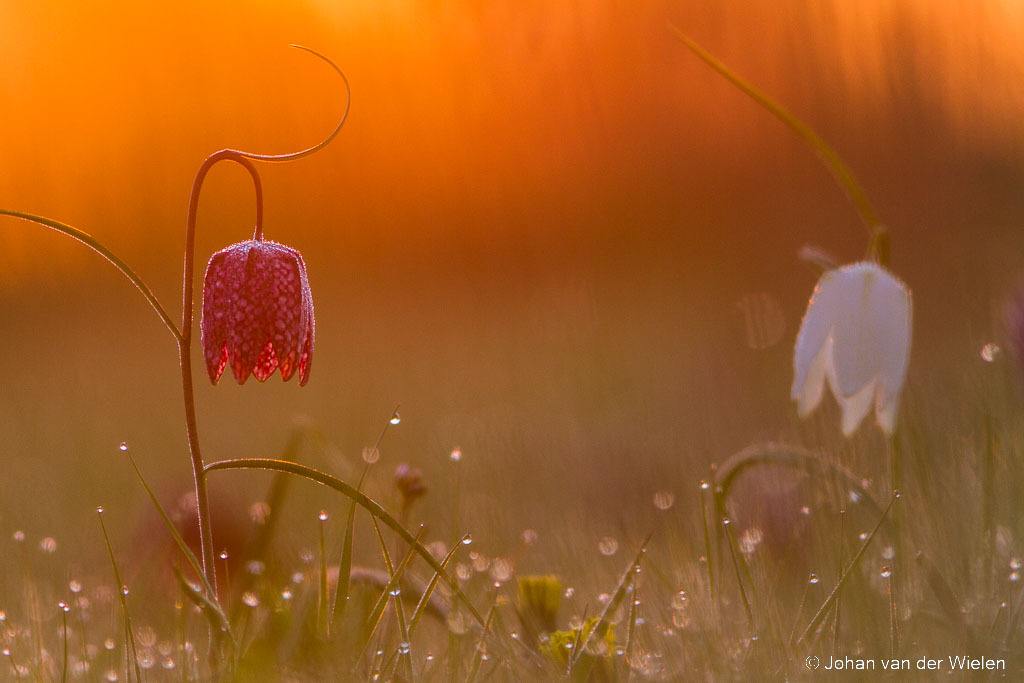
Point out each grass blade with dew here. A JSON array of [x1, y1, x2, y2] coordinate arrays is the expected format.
[[407, 535, 470, 640], [330, 497, 359, 629], [798, 492, 900, 646], [121, 444, 230, 632], [204, 457, 485, 625], [356, 520, 425, 667], [330, 406, 396, 630], [467, 588, 501, 683], [569, 534, 651, 678], [59, 603, 68, 683], [318, 510, 330, 639], [96, 506, 142, 683], [699, 478, 716, 601], [721, 517, 755, 630]]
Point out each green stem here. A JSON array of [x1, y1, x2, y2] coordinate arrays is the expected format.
[[178, 44, 351, 599], [669, 28, 888, 263], [0, 210, 182, 342]]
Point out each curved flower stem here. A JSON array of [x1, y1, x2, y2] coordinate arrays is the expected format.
[[180, 45, 351, 599], [0, 210, 182, 342], [669, 27, 889, 265]]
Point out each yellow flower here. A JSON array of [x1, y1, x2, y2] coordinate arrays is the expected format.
[[791, 262, 912, 436]]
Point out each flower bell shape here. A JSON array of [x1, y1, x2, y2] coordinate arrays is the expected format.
[[791, 262, 911, 436], [201, 239, 314, 385]]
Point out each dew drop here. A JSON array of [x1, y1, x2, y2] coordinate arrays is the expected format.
[[565, 587, 575, 599], [699, 480, 710, 490], [800, 506, 811, 516], [104, 637, 116, 651], [57, 601, 68, 612], [880, 566, 892, 579], [69, 579, 83, 594], [1, 648, 8, 657], [96, 507, 103, 515], [598, 536, 619, 556], [219, 550, 229, 560], [425, 653, 435, 662], [104, 669, 119, 682], [120, 585, 129, 596], [981, 343, 1001, 362], [281, 588, 292, 600], [450, 448, 462, 462], [118, 442, 128, 452], [318, 510, 328, 522], [242, 592, 260, 608], [1010, 557, 1022, 571], [389, 588, 401, 597], [809, 573, 820, 585], [390, 412, 401, 425], [461, 535, 473, 545], [162, 658, 175, 670], [397, 642, 410, 655], [598, 592, 611, 604]]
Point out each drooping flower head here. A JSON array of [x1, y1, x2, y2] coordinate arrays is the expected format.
[[791, 262, 911, 436], [201, 239, 314, 385]]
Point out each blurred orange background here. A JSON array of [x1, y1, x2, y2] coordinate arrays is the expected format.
[[2, 1, 1024, 570]]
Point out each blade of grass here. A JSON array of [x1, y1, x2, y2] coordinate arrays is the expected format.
[[356, 521, 425, 667], [467, 589, 500, 683], [123, 446, 226, 623], [205, 457, 485, 625], [0, 210, 182, 342], [798, 492, 899, 645], [408, 535, 469, 639], [97, 507, 142, 683], [570, 535, 651, 678]]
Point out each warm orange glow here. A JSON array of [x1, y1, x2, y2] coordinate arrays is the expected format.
[[2, 0, 1024, 287]]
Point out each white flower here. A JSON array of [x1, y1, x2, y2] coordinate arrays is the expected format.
[[791, 262, 912, 436]]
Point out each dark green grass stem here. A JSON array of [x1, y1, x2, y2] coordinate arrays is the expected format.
[[205, 457, 485, 626], [97, 508, 142, 683]]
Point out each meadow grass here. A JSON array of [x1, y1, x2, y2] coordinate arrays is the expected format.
[[3, 30, 1024, 683]]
